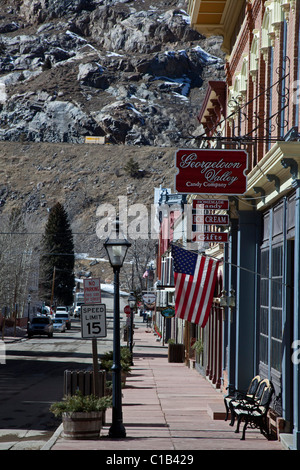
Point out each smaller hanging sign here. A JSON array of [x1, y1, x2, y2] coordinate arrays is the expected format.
[[161, 307, 175, 318], [193, 214, 229, 226], [192, 232, 229, 243], [192, 199, 229, 210]]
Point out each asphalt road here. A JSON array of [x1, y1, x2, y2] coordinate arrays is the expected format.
[[0, 307, 127, 450]]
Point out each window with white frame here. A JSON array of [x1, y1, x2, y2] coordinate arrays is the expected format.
[[259, 245, 283, 373]]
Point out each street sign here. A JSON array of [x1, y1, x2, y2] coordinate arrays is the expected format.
[[83, 278, 101, 304], [193, 214, 229, 225], [192, 199, 229, 210], [124, 305, 131, 316], [192, 232, 228, 243], [81, 304, 107, 339]]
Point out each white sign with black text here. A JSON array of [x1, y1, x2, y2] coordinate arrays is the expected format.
[[81, 304, 107, 339]]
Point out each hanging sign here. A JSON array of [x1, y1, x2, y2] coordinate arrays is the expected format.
[[175, 149, 248, 195], [193, 214, 229, 226], [192, 232, 228, 243], [142, 293, 156, 310], [192, 199, 229, 210], [142, 293, 156, 304], [161, 307, 175, 318]]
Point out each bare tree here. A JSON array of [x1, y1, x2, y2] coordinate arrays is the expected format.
[[0, 210, 39, 320], [122, 239, 157, 294]]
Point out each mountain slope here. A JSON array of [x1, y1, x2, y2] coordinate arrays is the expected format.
[[0, 140, 175, 248], [0, 0, 225, 146]]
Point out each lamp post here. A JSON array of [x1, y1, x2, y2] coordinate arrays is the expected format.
[[128, 292, 136, 365], [104, 219, 131, 438]]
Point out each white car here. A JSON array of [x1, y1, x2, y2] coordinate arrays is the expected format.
[[55, 312, 71, 330], [56, 306, 68, 314], [53, 318, 66, 333]]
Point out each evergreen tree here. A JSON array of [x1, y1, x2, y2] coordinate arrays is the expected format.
[[39, 202, 75, 306]]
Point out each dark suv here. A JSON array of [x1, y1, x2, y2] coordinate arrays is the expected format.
[[28, 316, 53, 338]]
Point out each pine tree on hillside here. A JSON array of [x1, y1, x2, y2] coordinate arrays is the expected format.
[[39, 202, 75, 306]]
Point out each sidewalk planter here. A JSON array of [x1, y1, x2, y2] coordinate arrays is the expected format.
[[62, 411, 103, 439], [168, 343, 185, 363], [50, 391, 112, 440]]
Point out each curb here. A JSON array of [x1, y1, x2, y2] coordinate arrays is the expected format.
[[41, 424, 63, 451]]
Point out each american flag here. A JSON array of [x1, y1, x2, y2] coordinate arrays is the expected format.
[[171, 244, 219, 328]]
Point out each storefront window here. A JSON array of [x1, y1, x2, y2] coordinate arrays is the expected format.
[[271, 245, 283, 371], [259, 245, 283, 372], [260, 249, 269, 365]]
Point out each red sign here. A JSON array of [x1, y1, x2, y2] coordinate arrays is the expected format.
[[192, 232, 229, 243], [124, 305, 131, 315], [193, 214, 229, 225], [83, 278, 101, 304], [175, 149, 248, 195], [192, 199, 229, 210]]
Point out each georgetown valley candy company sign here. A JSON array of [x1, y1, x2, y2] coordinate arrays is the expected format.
[[175, 149, 248, 195]]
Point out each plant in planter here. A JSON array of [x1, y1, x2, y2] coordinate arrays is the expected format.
[[167, 338, 175, 344], [100, 347, 132, 383], [191, 338, 204, 357], [50, 391, 112, 440]]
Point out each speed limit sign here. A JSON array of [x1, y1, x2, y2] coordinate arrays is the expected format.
[[81, 304, 107, 339]]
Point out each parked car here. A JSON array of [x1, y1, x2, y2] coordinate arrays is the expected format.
[[55, 312, 71, 330], [28, 316, 53, 338], [52, 318, 66, 333]]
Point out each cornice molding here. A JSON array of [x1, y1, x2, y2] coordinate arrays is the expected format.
[[245, 142, 300, 209]]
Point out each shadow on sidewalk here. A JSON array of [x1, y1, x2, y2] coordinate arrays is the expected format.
[[133, 352, 167, 359]]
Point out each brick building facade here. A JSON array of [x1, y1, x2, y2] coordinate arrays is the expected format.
[[188, 0, 300, 449]]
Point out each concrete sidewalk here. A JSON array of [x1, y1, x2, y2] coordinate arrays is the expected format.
[[46, 318, 284, 451]]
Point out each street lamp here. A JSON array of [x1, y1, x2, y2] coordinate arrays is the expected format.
[[104, 219, 131, 438], [128, 292, 136, 365]]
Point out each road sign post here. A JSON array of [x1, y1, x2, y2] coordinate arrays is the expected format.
[[81, 303, 107, 396]]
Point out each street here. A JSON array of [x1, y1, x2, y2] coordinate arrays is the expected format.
[[0, 303, 127, 450]]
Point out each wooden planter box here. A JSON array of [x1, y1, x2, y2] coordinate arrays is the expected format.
[[168, 343, 185, 363]]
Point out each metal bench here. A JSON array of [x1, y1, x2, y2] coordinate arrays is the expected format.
[[228, 378, 269, 427], [232, 380, 274, 440], [224, 375, 261, 422]]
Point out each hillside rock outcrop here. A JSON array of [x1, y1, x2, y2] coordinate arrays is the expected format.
[[0, 0, 225, 146]]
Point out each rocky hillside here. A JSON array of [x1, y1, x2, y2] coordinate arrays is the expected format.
[[0, 0, 226, 286], [0, 0, 225, 147]]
